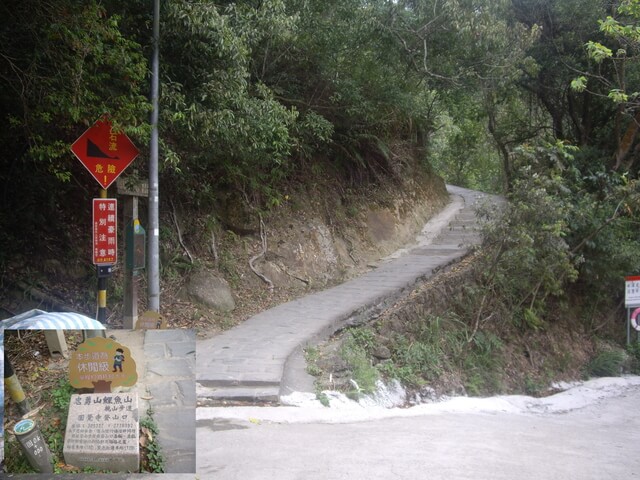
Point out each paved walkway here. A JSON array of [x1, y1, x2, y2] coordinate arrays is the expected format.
[[111, 329, 196, 474], [196, 186, 502, 405]]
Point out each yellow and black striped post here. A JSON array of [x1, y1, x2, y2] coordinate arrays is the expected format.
[[4, 350, 30, 415]]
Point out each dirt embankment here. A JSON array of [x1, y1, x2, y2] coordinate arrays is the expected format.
[[0, 158, 450, 335], [183, 167, 449, 337]]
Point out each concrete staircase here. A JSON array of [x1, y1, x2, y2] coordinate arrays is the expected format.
[[195, 186, 501, 405]]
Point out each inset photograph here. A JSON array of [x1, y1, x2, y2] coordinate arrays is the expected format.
[[2, 328, 195, 475]]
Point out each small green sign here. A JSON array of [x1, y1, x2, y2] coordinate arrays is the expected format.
[[14, 419, 35, 435]]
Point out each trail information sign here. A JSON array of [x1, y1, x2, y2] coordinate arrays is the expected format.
[[93, 199, 117, 265], [71, 117, 139, 189], [135, 310, 167, 330], [68, 336, 138, 391], [625, 276, 640, 307]]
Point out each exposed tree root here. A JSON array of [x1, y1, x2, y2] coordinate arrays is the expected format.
[[170, 199, 194, 264], [249, 215, 274, 290]]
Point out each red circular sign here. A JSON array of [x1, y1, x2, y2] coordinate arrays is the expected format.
[[631, 307, 640, 332]]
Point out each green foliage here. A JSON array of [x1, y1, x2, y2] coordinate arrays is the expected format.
[[315, 391, 330, 407], [4, 377, 73, 473], [50, 378, 74, 417], [44, 378, 94, 471], [43, 422, 65, 466], [586, 349, 626, 377], [627, 342, 640, 374], [569, 0, 640, 137], [375, 314, 504, 395], [429, 96, 503, 192], [349, 328, 377, 353], [0, 0, 150, 260], [477, 140, 640, 327], [522, 375, 548, 396], [304, 346, 323, 377], [465, 331, 505, 395], [3, 437, 36, 473], [2, 0, 639, 353], [565, 174, 640, 297], [1, 0, 149, 161], [516, 0, 616, 151], [477, 142, 581, 326], [571, 76, 588, 92], [421, 0, 543, 192], [585, 40, 613, 63], [140, 412, 165, 473], [380, 333, 444, 387], [159, 0, 315, 206], [340, 329, 380, 396]]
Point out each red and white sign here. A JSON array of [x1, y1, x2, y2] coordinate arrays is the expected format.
[[631, 307, 640, 332], [93, 199, 117, 265], [625, 276, 640, 307], [71, 117, 139, 189]]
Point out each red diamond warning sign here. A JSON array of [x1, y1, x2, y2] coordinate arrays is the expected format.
[[71, 117, 139, 189]]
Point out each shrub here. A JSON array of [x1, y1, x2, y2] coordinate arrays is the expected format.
[[586, 349, 626, 377]]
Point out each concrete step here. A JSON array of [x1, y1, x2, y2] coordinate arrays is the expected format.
[[197, 382, 280, 405], [447, 221, 479, 229]]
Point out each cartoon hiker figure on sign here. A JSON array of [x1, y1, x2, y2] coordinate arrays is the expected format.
[[69, 337, 138, 390], [113, 348, 125, 372]]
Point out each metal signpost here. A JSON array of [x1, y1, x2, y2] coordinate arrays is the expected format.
[[624, 275, 640, 344], [71, 117, 139, 324], [148, 0, 161, 313]]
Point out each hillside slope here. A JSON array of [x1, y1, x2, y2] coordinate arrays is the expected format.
[[0, 161, 449, 334]]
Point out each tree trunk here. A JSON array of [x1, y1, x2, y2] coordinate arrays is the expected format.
[[613, 110, 640, 170], [486, 99, 512, 191]]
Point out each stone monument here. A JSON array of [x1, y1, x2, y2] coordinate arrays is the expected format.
[[63, 393, 140, 472], [63, 336, 140, 472]]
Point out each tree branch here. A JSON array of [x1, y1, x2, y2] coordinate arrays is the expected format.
[[571, 199, 626, 254]]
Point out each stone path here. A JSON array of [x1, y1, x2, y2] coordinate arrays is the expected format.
[[196, 185, 502, 405], [112, 329, 196, 474]]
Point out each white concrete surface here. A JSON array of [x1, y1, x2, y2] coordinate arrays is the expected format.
[[196, 376, 640, 479]]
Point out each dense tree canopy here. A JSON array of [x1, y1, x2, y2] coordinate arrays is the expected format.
[[1, 0, 640, 321]]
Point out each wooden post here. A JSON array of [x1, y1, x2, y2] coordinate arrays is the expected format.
[[117, 176, 148, 329]]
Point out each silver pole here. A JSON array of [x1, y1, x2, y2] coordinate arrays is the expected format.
[[148, 0, 160, 312]]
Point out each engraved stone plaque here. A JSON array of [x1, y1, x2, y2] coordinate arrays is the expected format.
[[63, 393, 140, 472]]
